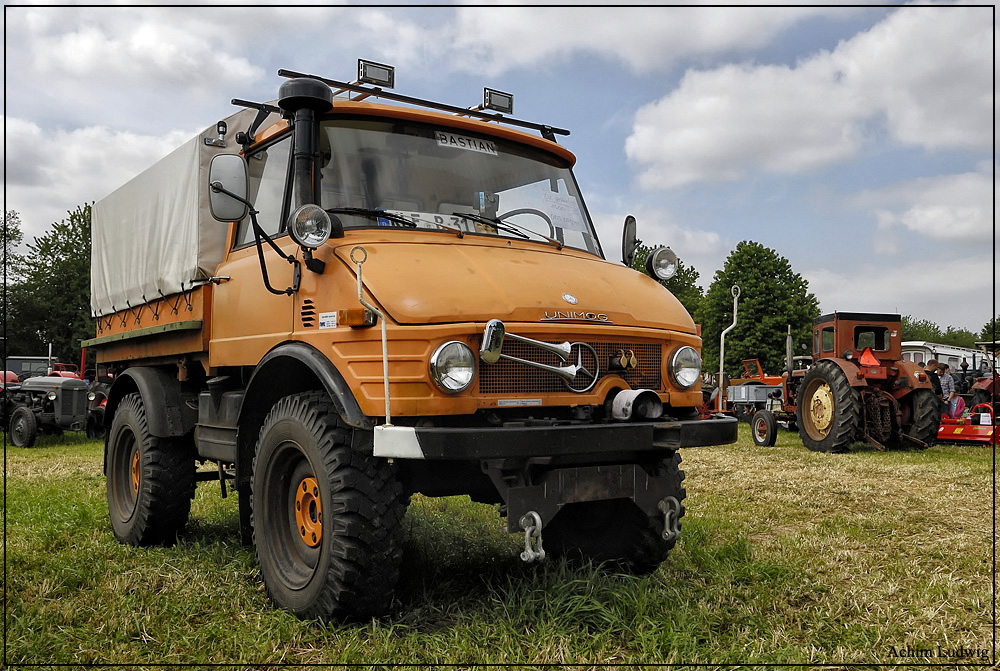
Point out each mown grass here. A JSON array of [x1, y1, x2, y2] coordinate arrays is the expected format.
[[5, 425, 995, 666]]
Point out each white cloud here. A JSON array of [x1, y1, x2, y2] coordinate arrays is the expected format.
[[855, 165, 994, 248], [23, 8, 265, 87], [625, 4, 992, 189], [445, 6, 851, 77], [591, 208, 726, 285], [805, 253, 995, 331], [3, 117, 195, 242]]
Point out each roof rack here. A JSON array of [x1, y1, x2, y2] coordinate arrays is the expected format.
[[277, 68, 570, 141]]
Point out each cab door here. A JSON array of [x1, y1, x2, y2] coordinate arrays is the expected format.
[[210, 134, 297, 367]]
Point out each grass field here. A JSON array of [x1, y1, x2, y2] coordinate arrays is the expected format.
[[5, 426, 995, 666]]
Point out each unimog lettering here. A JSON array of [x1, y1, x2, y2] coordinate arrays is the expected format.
[[86, 62, 737, 622]]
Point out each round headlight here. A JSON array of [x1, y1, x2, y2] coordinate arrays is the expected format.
[[645, 246, 678, 280], [669, 346, 701, 389], [47, 390, 57, 400], [287, 204, 332, 249], [844, 350, 853, 360], [430, 341, 477, 393], [88, 392, 97, 401]]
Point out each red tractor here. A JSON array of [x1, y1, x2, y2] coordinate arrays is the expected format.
[[794, 312, 940, 453]]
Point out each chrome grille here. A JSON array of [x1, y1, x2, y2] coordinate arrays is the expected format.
[[479, 340, 662, 394]]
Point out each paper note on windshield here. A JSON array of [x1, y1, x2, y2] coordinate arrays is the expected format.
[[542, 191, 587, 231]]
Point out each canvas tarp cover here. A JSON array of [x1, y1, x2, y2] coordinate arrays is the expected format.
[[91, 106, 279, 316]]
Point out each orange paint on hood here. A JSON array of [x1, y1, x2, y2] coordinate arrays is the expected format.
[[333, 238, 695, 332]]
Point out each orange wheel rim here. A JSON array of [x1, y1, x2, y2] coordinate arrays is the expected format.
[[295, 476, 322, 548], [130, 450, 140, 494]]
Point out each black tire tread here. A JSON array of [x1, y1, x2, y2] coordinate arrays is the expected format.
[[108, 393, 196, 546], [796, 361, 859, 453], [252, 391, 405, 620], [903, 388, 939, 449], [10, 406, 38, 447]]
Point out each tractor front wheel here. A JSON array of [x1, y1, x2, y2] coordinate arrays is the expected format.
[[9, 406, 38, 447], [796, 361, 859, 453], [751, 409, 777, 447]]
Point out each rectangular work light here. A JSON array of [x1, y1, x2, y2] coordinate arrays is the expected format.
[[483, 88, 513, 115], [358, 59, 395, 88]]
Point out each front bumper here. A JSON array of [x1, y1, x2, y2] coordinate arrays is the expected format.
[[373, 413, 738, 460]]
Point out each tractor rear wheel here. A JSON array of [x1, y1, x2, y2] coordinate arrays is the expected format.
[[899, 389, 939, 449], [796, 361, 859, 453]]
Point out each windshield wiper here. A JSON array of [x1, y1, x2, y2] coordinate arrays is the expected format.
[[452, 211, 530, 240], [324, 207, 416, 228], [328, 207, 467, 237], [457, 211, 563, 249]]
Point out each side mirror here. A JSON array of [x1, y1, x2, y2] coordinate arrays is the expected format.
[[621, 215, 638, 266], [208, 154, 249, 222]]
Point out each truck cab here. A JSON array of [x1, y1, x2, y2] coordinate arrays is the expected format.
[[87, 63, 737, 621]]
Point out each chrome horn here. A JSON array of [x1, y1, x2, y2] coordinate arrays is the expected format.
[[481, 319, 572, 363], [479, 319, 580, 382]]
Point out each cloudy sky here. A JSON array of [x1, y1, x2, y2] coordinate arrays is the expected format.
[[3, 2, 995, 333]]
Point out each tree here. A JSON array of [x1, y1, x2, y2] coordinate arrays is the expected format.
[[901, 315, 943, 343], [630, 244, 703, 316], [939, 326, 976, 349], [3, 209, 26, 285], [980, 316, 998, 343], [5, 204, 96, 363], [902, 315, 976, 348], [694, 240, 819, 376]]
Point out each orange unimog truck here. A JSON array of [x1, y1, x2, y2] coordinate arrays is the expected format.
[[86, 62, 737, 620]]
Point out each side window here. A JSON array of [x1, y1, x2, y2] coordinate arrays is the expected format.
[[902, 352, 911, 362], [821, 327, 835, 352], [235, 134, 292, 247]]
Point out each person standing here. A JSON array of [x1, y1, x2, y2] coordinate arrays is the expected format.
[[924, 359, 942, 399], [938, 362, 957, 417]]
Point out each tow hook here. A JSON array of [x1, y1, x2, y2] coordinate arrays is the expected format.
[[658, 496, 681, 542], [519, 511, 545, 563]]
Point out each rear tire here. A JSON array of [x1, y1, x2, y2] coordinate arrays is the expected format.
[[796, 361, 859, 453], [543, 452, 685, 574], [9, 406, 38, 447], [106, 393, 196, 545], [899, 389, 939, 449], [252, 391, 406, 620], [751, 409, 777, 447]]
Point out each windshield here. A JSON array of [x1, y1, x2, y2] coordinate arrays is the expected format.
[[317, 118, 602, 255]]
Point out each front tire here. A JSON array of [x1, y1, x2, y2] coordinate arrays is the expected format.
[[9, 406, 38, 447], [751, 409, 777, 447], [796, 361, 859, 453], [543, 452, 685, 574], [106, 392, 196, 545], [252, 391, 406, 621]]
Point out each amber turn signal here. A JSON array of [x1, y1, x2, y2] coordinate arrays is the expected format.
[[337, 308, 377, 327]]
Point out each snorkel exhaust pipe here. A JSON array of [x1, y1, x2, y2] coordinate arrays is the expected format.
[[278, 77, 334, 213]]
